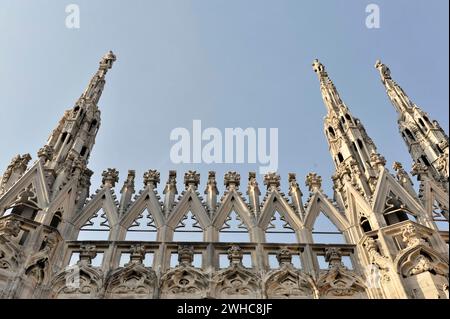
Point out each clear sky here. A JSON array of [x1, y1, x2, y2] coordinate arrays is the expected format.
[[0, 0, 448, 198]]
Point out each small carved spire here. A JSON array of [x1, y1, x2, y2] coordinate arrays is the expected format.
[[324, 247, 344, 269], [227, 245, 243, 266], [101, 168, 119, 188], [204, 171, 219, 216], [0, 154, 32, 196], [178, 245, 194, 266], [143, 169, 160, 188], [392, 162, 416, 197], [184, 170, 200, 190], [81, 51, 116, 104], [370, 151, 386, 169], [0, 219, 22, 238], [126, 244, 146, 266], [276, 249, 292, 266], [224, 171, 241, 189], [205, 171, 219, 193], [122, 170, 136, 190], [78, 245, 97, 266], [305, 172, 322, 192], [247, 172, 261, 217], [411, 162, 431, 181], [288, 173, 304, 215], [401, 224, 427, 248], [37, 145, 53, 162], [119, 170, 135, 214], [163, 171, 178, 216]]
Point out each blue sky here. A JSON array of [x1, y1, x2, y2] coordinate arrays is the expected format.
[[0, 0, 448, 197]]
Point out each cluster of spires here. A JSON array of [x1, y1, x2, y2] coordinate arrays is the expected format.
[[0, 52, 448, 210]]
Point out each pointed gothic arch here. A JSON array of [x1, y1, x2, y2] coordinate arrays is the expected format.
[[213, 190, 254, 242], [173, 210, 204, 242], [77, 208, 111, 240], [304, 193, 349, 244], [264, 210, 298, 243], [124, 208, 158, 241], [218, 210, 251, 242]]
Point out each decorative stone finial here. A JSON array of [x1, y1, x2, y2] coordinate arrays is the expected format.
[[276, 249, 292, 266], [224, 171, 241, 189], [102, 168, 119, 187], [143, 169, 160, 188], [204, 171, 219, 194], [0, 219, 22, 238], [126, 244, 146, 265], [324, 248, 344, 269], [305, 172, 322, 192], [178, 245, 194, 266], [370, 151, 386, 168], [411, 162, 429, 180], [122, 170, 135, 189], [401, 224, 426, 248], [227, 245, 243, 266], [37, 145, 53, 162], [392, 161, 403, 171], [78, 245, 97, 266], [288, 173, 302, 193], [184, 171, 200, 190], [247, 172, 259, 188], [264, 172, 280, 190], [163, 170, 178, 196]]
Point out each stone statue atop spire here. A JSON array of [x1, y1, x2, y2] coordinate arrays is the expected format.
[[312, 59, 328, 80], [82, 51, 116, 105], [374, 60, 391, 82]]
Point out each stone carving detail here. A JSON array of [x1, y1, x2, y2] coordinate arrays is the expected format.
[[374, 60, 391, 81], [159, 245, 208, 299], [143, 170, 160, 188], [0, 219, 22, 238], [393, 162, 414, 186], [364, 237, 392, 282], [401, 224, 427, 248], [37, 145, 54, 162], [102, 168, 119, 187], [397, 247, 448, 278], [264, 172, 280, 190], [122, 170, 135, 189], [204, 171, 218, 192], [370, 152, 386, 169], [224, 171, 240, 189], [411, 162, 429, 180], [24, 233, 58, 285], [0, 154, 32, 195], [212, 246, 260, 299], [78, 245, 98, 266], [106, 263, 156, 297], [305, 173, 322, 192], [106, 246, 156, 298], [0, 51, 448, 300], [264, 249, 317, 299], [52, 265, 103, 298], [184, 171, 200, 190], [316, 248, 367, 298]]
